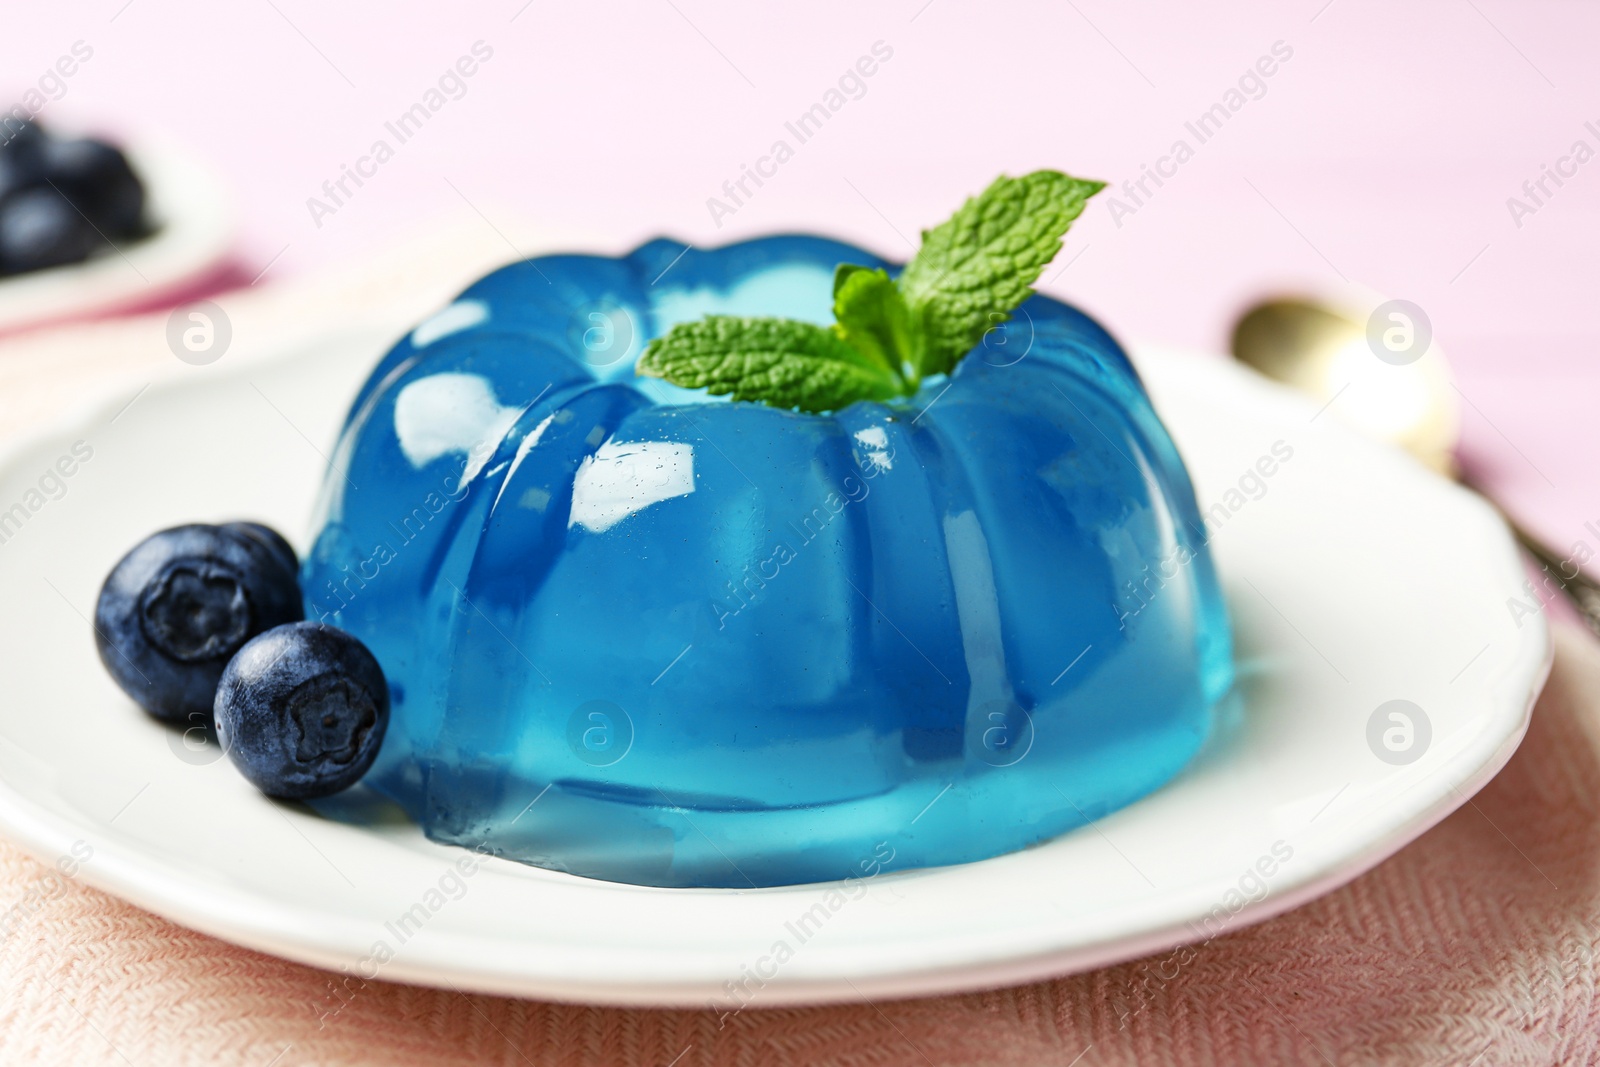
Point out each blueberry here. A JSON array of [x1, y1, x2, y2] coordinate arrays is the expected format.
[[0, 141, 41, 202], [218, 522, 300, 585], [40, 138, 145, 237], [0, 125, 149, 273], [0, 119, 46, 168], [94, 524, 305, 723], [0, 187, 99, 275], [214, 622, 389, 799]]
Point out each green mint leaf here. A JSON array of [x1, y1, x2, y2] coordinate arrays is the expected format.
[[636, 316, 904, 414], [832, 263, 875, 298], [830, 264, 917, 380], [897, 170, 1105, 377], [632, 169, 1101, 411]]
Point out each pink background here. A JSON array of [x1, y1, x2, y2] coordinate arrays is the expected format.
[[5, 0, 1597, 555]]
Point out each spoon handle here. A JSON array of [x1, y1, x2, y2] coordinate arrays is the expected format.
[[1485, 499, 1600, 639]]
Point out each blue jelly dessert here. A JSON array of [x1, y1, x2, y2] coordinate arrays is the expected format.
[[304, 175, 1233, 888]]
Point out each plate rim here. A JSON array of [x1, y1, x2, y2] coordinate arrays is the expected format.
[[0, 337, 1553, 1007], [0, 683, 1544, 1005]]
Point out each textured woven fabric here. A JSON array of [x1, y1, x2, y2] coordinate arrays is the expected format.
[[0, 625, 1587, 1066]]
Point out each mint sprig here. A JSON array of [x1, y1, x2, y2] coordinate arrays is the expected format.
[[636, 169, 1105, 413], [897, 170, 1105, 377], [633, 316, 904, 411], [831, 264, 917, 379]]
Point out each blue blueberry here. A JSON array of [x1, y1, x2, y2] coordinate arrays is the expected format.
[[0, 187, 98, 275], [219, 521, 300, 585], [0, 120, 45, 180], [0, 136, 41, 202], [214, 622, 389, 799], [0, 122, 148, 274], [40, 138, 145, 237], [94, 524, 304, 723], [0, 118, 45, 147]]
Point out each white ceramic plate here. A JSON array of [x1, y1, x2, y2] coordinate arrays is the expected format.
[[0, 136, 233, 336], [0, 326, 1550, 1007]]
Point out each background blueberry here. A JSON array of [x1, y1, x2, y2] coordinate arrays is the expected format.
[[94, 524, 304, 723], [0, 187, 99, 275], [214, 622, 389, 800], [40, 138, 146, 237], [0, 144, 41, 203], [0, 120, 46, 170], [0, 126, 49, 236], [0, 121, 148, 276]]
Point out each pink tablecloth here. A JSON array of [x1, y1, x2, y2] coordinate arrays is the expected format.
[[0, 620, 1589, 1066]]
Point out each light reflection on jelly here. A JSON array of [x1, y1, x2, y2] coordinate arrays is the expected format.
[[303, 236, 1234, 888]]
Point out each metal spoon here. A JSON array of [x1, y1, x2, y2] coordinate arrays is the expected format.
[[1230, 294, 1600, 635]]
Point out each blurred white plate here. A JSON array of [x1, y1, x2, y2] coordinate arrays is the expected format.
[[0, 327, 1550, 1006], [0, 136, 233, 335]]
